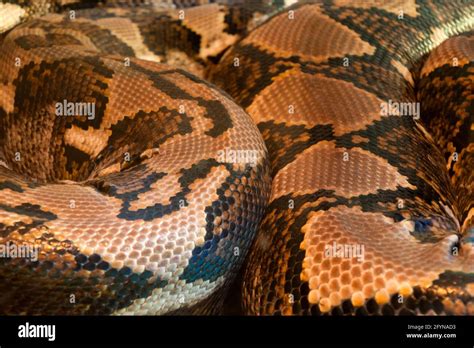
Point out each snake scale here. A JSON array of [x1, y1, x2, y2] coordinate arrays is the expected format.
[[0, 0, 472, 316]]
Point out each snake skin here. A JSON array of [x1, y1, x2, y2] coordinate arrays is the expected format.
[[209, 0, 474, 315], [0, 1, 272, 315], [0, 0, 473, 315]]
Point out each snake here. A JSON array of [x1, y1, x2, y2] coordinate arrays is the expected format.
[[0, 0, 472, 316]]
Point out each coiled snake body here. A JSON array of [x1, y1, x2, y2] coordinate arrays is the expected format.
[[0, 0, 473, 315]]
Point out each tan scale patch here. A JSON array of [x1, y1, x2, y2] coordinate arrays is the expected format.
[[64, 125, 111, 158], [421, 34, 474, 77], [271, 140, 415, 200], [128, 57, 175, 73], [166, 71, 267, 162], [94, 17, 162, 62], [98, 57, 210, 135], [351, 135, 370, 144], [247, 70, 387, 135], [0, 210, 33, 228], [39, 13, 64, 23], [0, 27, 49, 82], [177, 4, 237, 59], [98, 61, 168, 129], [129, 173, 182, 210], [244, 4, 375, 62], [40, 18, 100, 51], [0, 83, 16, 113], [333, 0, 418, 17], [301, 206, 467, 313], [391, 59, 415, 87]]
